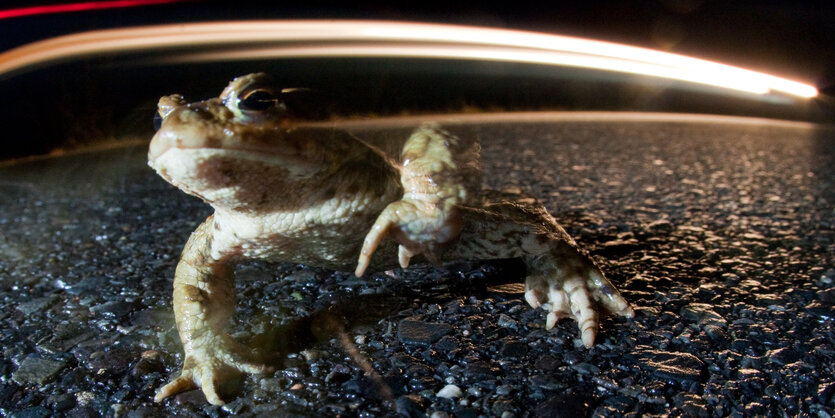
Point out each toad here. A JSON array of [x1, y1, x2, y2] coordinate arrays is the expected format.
[[148, 73, 633, 405]]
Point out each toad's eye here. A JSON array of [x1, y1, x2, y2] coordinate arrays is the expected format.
[[238, 89, 282, 112]]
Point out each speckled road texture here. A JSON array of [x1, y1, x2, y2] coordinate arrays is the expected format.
[[0, 113, 833, 417]]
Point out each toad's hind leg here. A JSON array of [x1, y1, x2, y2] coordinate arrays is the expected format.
[[522, 245, 632, 347], [447, 195, 633, 347]]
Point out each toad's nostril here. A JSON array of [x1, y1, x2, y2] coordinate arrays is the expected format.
[[156, 94, 187, 126]]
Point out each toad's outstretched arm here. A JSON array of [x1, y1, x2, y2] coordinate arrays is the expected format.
[[356, 124, 480, 276]]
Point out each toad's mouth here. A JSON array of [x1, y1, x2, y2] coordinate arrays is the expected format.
[[148, 128, 304, 162], [148, 140, 315, 169], [147, 118, 324, 172], [148, 146, 322, 183], [147, 147, 325, 207]]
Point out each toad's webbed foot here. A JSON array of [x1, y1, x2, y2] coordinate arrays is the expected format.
[[524, 255, 633, 347], [155, 334, 272, 405], [444, 195, 633, 348]]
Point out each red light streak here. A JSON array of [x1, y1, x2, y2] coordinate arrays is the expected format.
[[0, 0, 188, 20]]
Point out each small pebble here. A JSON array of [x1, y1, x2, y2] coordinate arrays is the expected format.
[[437, 384, 463, 399], [12, 356, 67, 385]]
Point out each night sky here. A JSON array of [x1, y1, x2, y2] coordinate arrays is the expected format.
[[0, 0, 833, 160], [0, 0, 833, 92]]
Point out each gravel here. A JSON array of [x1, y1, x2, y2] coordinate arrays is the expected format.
[[11, 357, 67, 386], [0, 114, 833, 417], [397, 320, 454, 346]]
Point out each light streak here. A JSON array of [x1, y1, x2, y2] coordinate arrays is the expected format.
[[168, 43, 772, 95], [0, 20, 818, 98], [0, 0, 188, 20]]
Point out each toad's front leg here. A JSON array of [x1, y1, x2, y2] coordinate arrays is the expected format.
[[155, 216, 271, 406], [356, 124, 480, 276]]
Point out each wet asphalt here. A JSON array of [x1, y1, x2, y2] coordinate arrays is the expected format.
[[0, 114, 833, 417]]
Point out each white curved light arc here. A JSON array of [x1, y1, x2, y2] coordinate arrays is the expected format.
[[168, 44, 770, 95], [0, 20, 818, 98]]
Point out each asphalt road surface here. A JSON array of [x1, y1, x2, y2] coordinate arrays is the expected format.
[[0, 113, 833, 417]]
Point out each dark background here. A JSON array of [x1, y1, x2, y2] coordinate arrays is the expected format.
[[2, 0, 832, 87], [0, 0, 833, 159]]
